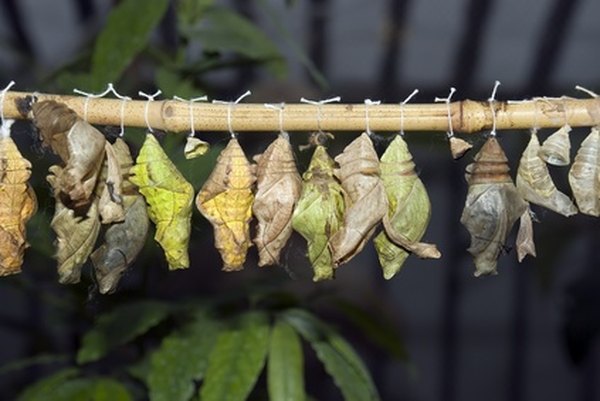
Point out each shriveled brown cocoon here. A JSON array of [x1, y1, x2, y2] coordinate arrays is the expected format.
[[95, 141, 125, 223], [568, 127, 600, 216], [253, 135, 302, 266], [329, 133, 388, 266], [449, 136, 473, 160], [516, 208, 536, 263], [48, 165, 101, 284], [91, 138, 149, 294], [30, 100, 105, 209], [0, 136, 37, 276], [539, 125, 571, 166], [460, 137, 528, 277]]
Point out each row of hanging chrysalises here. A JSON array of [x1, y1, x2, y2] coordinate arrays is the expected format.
[[0, 96, 599, 294]]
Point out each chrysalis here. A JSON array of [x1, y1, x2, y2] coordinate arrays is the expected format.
[[0, 136, 37, 276], [329, 133, 388, 267], [184, 136, 210, 159], [449, 136, 473, 160], [196, 138, 255, 271], [253, 135, 302, 266], [516, 208, 536, 263], [129, 134, 194, 270], [91, 139, 149, 294], [516, 131, 577, 217], [95, 141, 125, 224], [460, 137, 528, 277], [292, 145, 345, 281], [30, 100, 106, 209], [539, 125, 571, 166], [568, 127, 600, 216], [373, 136, 440, 279], [48, 165, 101, 284]]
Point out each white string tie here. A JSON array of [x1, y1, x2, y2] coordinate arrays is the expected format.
[[138, 90, 162, 133], [400, 89, 419, 136], [74, 85, 113, 122], [435, 87, 457, 138], [213, 90, 252, 138], [487, 80, 501, 137], [364, 99, 381, 135], [0, 80, 15, 138], [174, 95, 208, 137], [300, 96, 341, 133], [264, 102, 287, 139]]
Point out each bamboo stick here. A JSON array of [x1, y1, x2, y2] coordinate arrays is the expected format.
[[3, 91, 600, 134]]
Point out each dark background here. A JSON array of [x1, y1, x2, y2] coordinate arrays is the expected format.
[[0, 0, 599, 400]]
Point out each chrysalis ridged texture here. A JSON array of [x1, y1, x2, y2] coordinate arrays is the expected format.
[[48, 165, 101, 284], [129, 134, 194, 270], [539, 125, 571, 166], [0, 136, 37, 276], [253, 135, 302, 266], [460, 137, 528, 277], [329, 133, 388, 267], [91, 139, 149, 294], [31, 100, 105, 209], [196, 138, 255, 271], [95, 141, 125, 224], [374, 136, 440, 279], [292, 145, 345, 281], [516, 131, 577, 216], [568, 127, 600, 216], [516, 208, 536, 263]]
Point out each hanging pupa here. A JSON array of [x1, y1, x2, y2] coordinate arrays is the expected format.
[[29, 100, 106, 209], [0, 134, 37, 276], [184, 136, 210, 159], [516, 130, 577, 216], [95, 141, 126, 224], [253, 135, 302, 266], [449, 136, 473, 160], [328, 133, 388, 267], [373, 136, 440, 279], [292, 144, 345, 281], [568, 127, 600, 216], [460, 137, 528, 276], [196, 138, 255, 271], [48, 165, 101, 284], [516, 207, 536, 262], [91, 138, 149, 294], [129, 133, 194, 270], [539, 125, 571, 166]]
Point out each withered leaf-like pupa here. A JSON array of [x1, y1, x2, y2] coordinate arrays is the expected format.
[[253, 135, 302, 266], [129, 134, 194, 270], [91, 139, 149, 294], [48, 165, 101, 284], [329, 133, 388, 267], [196, 138, 255, 271], [184, 136, 210, 159], [30, 100, 106, 209], [449, 136, 473, 160], [292, 145, 345, 281], [516, 208, 536, 263], [539, 125, 571, 166], [568, 127, 600, 216], [516, 131, 577, 217], [95, 141, 125, 224], [0, 136, 37, 276], [460, 137, 528, 277], [373, 136, 440, 279]]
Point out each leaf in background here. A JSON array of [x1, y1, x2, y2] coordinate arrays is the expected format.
[[199, 311, 270, 401], [155, 67, 202, 100], [77, 300, 170, 364], [268, 320, 305, 401], [177, 0, 214, 29], [183, 6, 286, 77], [17, 368, 78, 401], [283, 309, 380, 401], [20, 377, 133, 401], [0, 354, 68, 376], [148, 315, 221, 401], [90, 0, 169, 89]]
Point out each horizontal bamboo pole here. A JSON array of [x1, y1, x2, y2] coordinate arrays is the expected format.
[[3, 90, 600, 134]]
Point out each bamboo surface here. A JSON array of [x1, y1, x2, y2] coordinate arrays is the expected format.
[[3, 91, 600, 134]]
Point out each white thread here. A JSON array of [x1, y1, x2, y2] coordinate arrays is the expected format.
[[212, 90, 252, 138], [364, 99, 381, 135], [575, 85, 598, 98], [0, 80, 15, 124], [488, 80, 501, 137], [434, 87, 456, 138], [74, 85, 113, 122], [300, 96, 341, 133], [138, 90, 162, 133], [264, 102, 286, 136], [400, 89, 419, 136], [174, 95, 208, 137], [105, 83, 132, 137]]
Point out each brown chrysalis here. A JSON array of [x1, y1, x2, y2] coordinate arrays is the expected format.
[[568, 127, 600, 216]]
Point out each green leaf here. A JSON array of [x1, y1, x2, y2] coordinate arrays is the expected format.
[[148, 315, 221, 401], [0, 353, 68, 376], [284, 309, 380, 401], [90, 0, 169, 89], [20, 376, 133, 401], [268, 320, 305, 401], [177, 0, 214, 29], [200, 311, 270, 401], [77, 301, 171, 364], [155, 67, 202, 100], [183, 6, 286, 77], [17, 368, 78, 401]]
